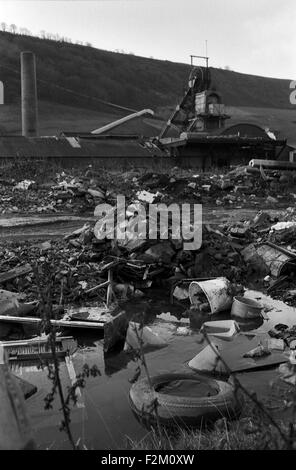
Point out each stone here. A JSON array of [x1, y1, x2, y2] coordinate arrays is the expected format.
[[266, 196, 278, 204], [144, 241, 175, 264], [220, 180, 234, 190]]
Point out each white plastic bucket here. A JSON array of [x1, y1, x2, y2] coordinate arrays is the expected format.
[[189, 277, 232, 314]]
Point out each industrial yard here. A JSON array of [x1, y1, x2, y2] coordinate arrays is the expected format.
[[0, 0, 296, 456]]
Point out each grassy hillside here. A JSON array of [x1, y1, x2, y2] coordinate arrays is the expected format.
[[0, 31, 294, 115], [0, 101, 164, 136]]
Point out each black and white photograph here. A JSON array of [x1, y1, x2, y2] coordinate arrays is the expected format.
[[0, 0, 295, 454]]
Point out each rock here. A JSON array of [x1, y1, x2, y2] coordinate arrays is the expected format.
[[40, 241, 52, 252], [229, 226, 249, 238], [279, 175, 289, 184], [269, 181, 279, 191], [175, 326, 191, 336], [279, 362, 296, 386], [173, 285, 189, 301], [136, 190, 159, 203], [0, 289, 22, 316], [13, 180, 36, 191], [220, 180, 234, 191], [252, 211, 271, 229], [171, 239, 183, 250], [144, 241, 175, 264], [188, 182, 197, 189], [134, 289, 145, 298], [266, 196, 278, 204], [87, 188, 105, 199]]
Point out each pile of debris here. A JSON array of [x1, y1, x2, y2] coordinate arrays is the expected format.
[[1, 165, 296, 215]]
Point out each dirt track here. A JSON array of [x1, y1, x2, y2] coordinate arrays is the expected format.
[[0, 206, 286, 241]]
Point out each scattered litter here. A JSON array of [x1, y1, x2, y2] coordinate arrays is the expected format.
[[124, 322, 168, 351], [243, 343, 271, 358], [267, 338, 285, 351], [188, 341, 228, 375], [13, 180, 35, 191], [201, 320, 240, 342]]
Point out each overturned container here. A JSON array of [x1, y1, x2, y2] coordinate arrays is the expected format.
[[201, 320, 240, 342], [189, 277, 232, 315], [231, 296, 263, 319]]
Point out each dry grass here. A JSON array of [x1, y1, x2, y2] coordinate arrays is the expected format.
[[129, 416, 288, 451]]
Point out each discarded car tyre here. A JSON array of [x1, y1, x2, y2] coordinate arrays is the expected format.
[[129, 372, 243, 429]]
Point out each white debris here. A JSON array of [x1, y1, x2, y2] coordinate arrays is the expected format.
[[13, 180, 35, 191], [136, 190, 160, 203], [270, 222, 296, 232]]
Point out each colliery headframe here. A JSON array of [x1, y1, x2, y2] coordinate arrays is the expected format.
[[0, 51, 293, 169]]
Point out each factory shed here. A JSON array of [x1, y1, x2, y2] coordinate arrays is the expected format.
[[0, 134, 165, 168]]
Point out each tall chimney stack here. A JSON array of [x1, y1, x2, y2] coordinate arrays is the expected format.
[[21, 51, 38, 137]]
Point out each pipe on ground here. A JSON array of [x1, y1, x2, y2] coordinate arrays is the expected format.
[[249, 159, 296, 171]]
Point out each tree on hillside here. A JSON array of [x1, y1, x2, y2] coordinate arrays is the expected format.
[[0, 22, 7, 32], [9, 24, 17, 34], [19, 27, 32, 36]]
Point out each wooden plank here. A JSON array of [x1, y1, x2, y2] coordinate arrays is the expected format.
[[65, 355, 85, 409], [0, 264, 32, 284], [0, 335, 74, 348], [106, 269, 114, 307], [0, 315, 105, 329], [217, 333, 288, 373], [84, 280, 110, 295], [104, 310, 128, 353], [66, 306, 112, 323]]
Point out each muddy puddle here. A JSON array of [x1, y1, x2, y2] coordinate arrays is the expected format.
[[16, 289, 296, 450]]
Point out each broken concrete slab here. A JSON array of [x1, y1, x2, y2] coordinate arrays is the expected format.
[[188, 341, 228, 375], [124, 322, 168, 352], [0, 265, 32, 285]]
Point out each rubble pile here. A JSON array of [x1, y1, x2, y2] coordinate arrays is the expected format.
[[0, 223, 249, 308], [1, 165, 296, 215], [1, 165, 296, 309]]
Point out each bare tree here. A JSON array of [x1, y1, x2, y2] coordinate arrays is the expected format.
[[9, 24, 17, 34], [19, 27, 31, 36], [0, 22, 7, 32]]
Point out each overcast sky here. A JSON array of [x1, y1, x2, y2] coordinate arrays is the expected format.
[[1, 0, 295, 79]]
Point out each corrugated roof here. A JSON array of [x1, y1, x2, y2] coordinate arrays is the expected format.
[[0, 135, 163, 158]]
